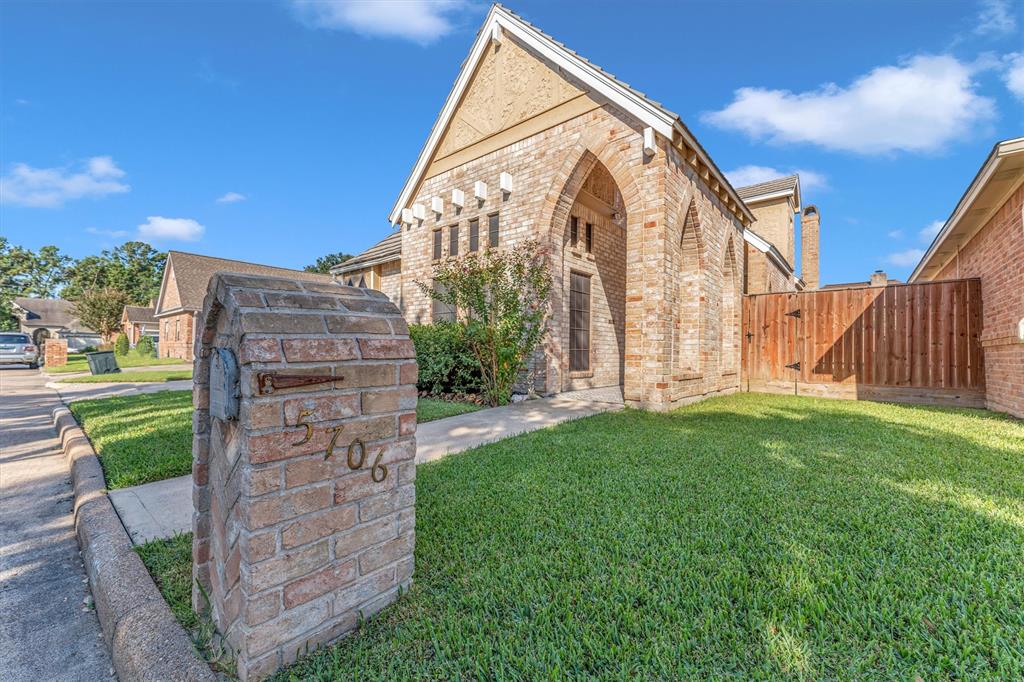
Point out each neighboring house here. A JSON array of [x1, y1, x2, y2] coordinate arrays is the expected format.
[[910, 136, 1024, 418], [375, 5, 809, 410], [735, 175, 818, 293], [120, 305, 159, 346], [331, 231, 402, 305], [10, 298, 102, 350], [154, 251, 333, 361]]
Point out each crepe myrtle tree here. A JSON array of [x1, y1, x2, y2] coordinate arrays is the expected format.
[[419, 240, 551, 406], [72, 287, 129, 341]]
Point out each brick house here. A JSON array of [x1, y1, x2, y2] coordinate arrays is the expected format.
[[154, 251, 332, 361], [120, 305, 158, 347], [910, 137, 1024, 418], [352, 5, 814, 410], [11, 297, 102, 350]]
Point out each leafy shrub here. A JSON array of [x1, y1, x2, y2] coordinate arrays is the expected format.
[[114, 333, 130, 356], [136, 335, 155, 357], [418, 240, 551, 406], [81, 345, 98, 353], [409, 322, 480, 395]]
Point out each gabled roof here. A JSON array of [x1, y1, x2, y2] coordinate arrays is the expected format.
[[11, 297, 96, 333], [910, 136, 1024, 282], [122, 305, 157, 325], [389, 3, 753, 227], [332, 232, 402, 276], [736, 174, 801, 212], [155, 251, 332, 316]]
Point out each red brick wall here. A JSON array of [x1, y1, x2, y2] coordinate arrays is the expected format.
[[158, 311, 195, 361], [935, 184, 1023, 417]]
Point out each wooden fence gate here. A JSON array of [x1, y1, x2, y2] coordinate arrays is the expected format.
[[742, 279, 985, 407]]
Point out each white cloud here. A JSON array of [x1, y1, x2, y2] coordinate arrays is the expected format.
[[725, 165, 829, 192], [289, 0, 467, 45], [0, 156, 130, 208], [86, 227, 130, 238], [15, 98, 30, 106], [919, 219, 945, 242], [216, 191, 247, 204], [887, 248, 925, 267], [888, 230, 904, 239], [975, 0, 1017, 36], [704, 55, 996, 155], [137, 216, 205, 242], [1003, 53, 1024, 100]]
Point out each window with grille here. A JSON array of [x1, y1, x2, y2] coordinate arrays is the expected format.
[[585, 222, 593, 253], [469, 218, 479, 252], [488, 213, 499, 248], [570, 216, 579, 245], [432, 281, 456, 322], [569, 272, 591, 372], [432, 229, 442, 260], [449, 224, 459, 257]]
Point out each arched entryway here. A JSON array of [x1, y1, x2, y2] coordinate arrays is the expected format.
[[32, 328, 51, 348], [552, 158, 629, 394]]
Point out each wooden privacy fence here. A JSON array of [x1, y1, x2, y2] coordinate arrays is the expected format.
[[742, 279, 985, 407]]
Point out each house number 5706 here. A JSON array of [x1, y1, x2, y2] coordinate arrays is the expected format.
[[321, 425, 387, 482]]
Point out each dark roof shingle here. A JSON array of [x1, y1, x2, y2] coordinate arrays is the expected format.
[[333, 232, 401, 275]]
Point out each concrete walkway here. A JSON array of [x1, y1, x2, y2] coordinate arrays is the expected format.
[[48, 378, 192, 404], [109, 393, 621, 544], [0, 367, 113, 681]]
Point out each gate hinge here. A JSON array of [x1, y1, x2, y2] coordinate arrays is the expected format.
[[785, 362, 801, 371], [785, 309, 801, 319]]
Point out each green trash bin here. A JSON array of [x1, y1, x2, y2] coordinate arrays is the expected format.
[[85, 351, 121, 375]]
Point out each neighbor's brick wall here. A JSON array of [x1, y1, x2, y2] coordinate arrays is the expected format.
[[399, 98, 746, 408], [159, 311, 195, 361], [378, 262, 402, 308], [748, 198, 796, 266], [935, 184, 1023, 417], [192, 273, 417, 680]]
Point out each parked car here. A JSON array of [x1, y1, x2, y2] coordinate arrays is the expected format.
[[0, 333, 40, 368]]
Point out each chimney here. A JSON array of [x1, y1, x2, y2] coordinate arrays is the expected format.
[[801, 205, 820, 290], [870, 270, 888, 287]]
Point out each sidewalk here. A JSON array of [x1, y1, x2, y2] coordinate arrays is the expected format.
[[0, 368, 113, 681], [109, 394, 622, 544]]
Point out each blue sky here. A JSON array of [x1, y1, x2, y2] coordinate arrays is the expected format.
[[2, 0, 1021, 283]]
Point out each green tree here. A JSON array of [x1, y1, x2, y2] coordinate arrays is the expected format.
[[0, 238, 72, 330], [136, 334, 155, 357], [304, 252, 353, 274], [72, 287, 130, 339], [63, 241, 166, 304], [114, 332, 130, 356], [418, 240, 551, 406]]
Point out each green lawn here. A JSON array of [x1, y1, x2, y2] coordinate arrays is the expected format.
[[59, 369, 192, 383], [416, 397, 482, 423], [135, 393, 1024, 679], [46, 350, 185, 374], [69, 390, 194, 489]]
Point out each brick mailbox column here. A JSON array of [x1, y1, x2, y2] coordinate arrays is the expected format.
[[44, 338, 68, 366], [191, 273, 417, 680]]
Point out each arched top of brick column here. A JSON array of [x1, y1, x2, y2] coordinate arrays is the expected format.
[[680, 197, 707, 272], [538, 131, 647, 249]]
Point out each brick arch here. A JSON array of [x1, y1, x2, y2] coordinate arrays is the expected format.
[[677, 199, 704, 374], [720, 235, 740, 375], [538, 132, 648, 397]]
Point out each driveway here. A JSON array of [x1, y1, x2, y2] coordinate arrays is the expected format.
[[0, 367, 113, 680]]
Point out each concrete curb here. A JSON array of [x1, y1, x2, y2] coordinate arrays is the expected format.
[[53, 407, 215, 682]]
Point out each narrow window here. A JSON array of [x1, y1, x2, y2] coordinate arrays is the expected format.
[[449, 224, 459, 257], [585, 222, 593, 253], [432, 229, 442, 260], [570, 216, 579, 246], [569, 272, 591, 372], [175, 319, 180, 341], [432, 281, 456, 322], [469, 218, 479, 252], [488, 213, 499, 248]]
